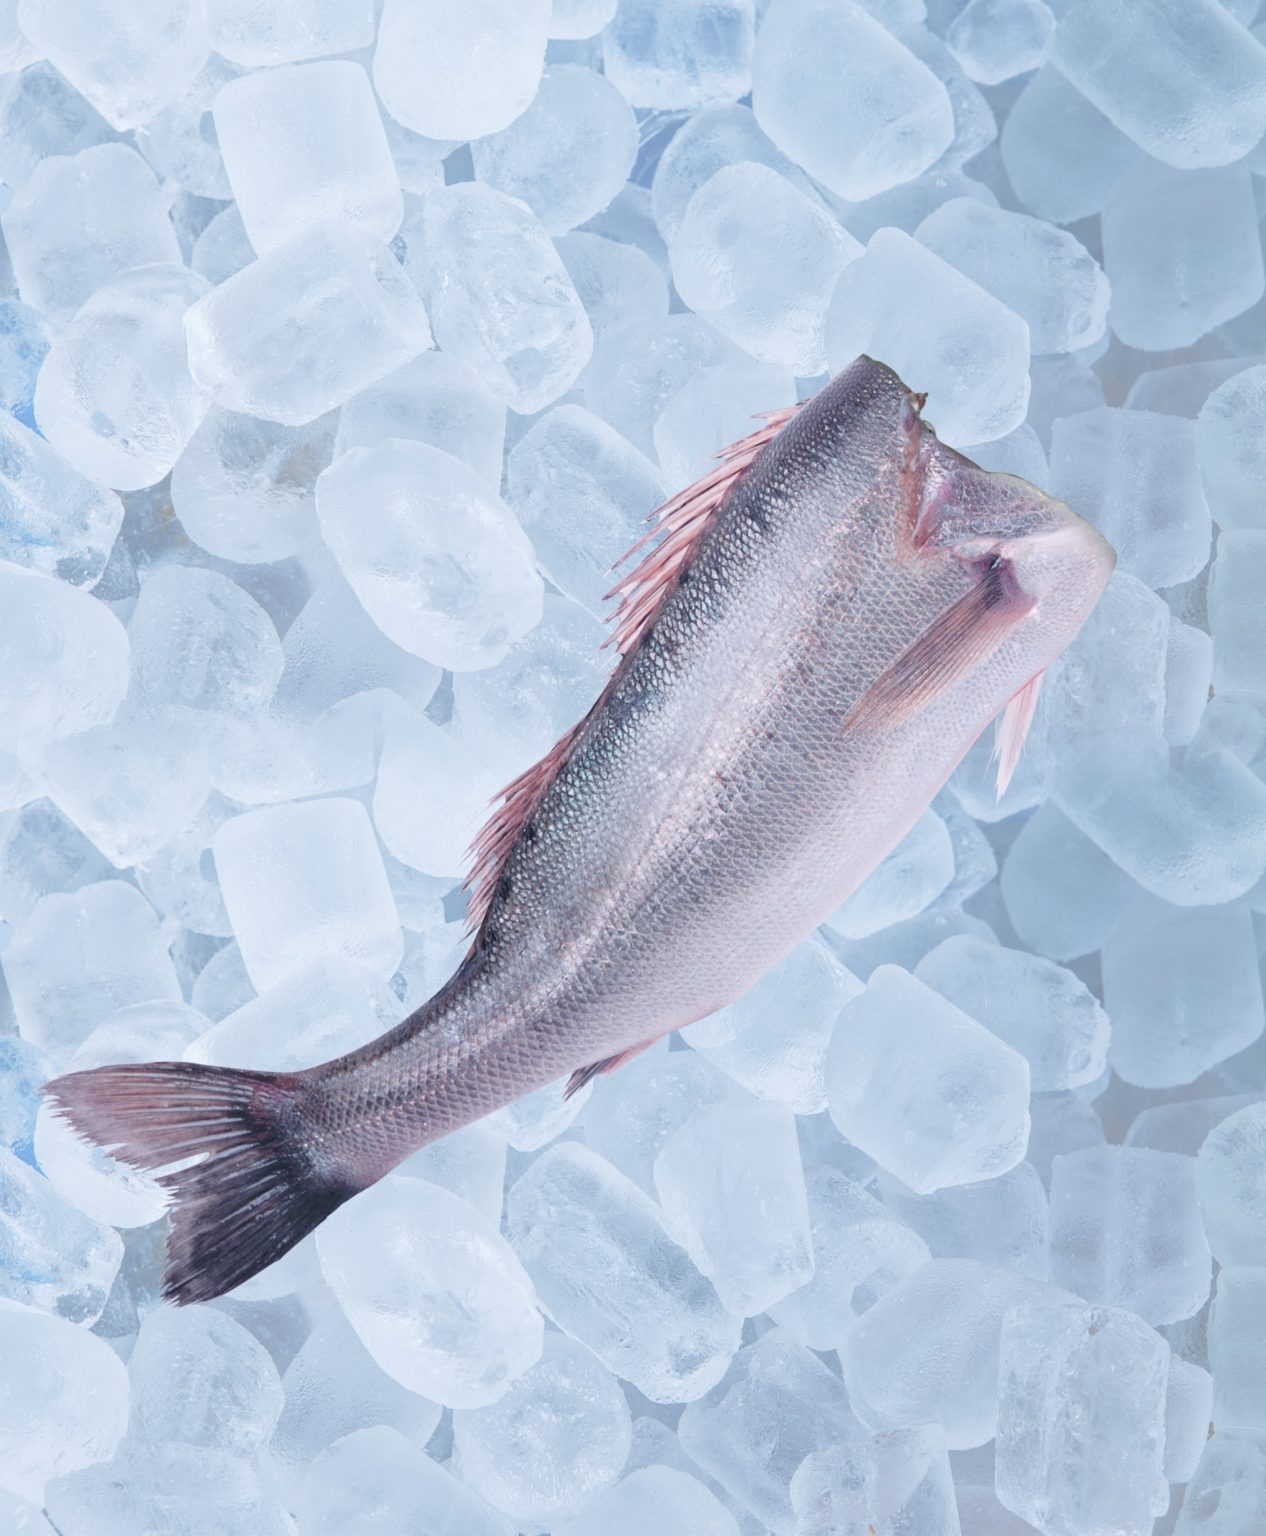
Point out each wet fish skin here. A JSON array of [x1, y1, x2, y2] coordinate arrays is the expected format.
[[45, 357, 1114, 1302]]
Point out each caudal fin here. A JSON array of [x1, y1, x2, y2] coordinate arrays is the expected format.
[[44, 1060, 352, 1305]]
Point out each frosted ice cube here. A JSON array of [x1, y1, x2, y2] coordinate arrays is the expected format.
[[826, 227, 1030, 446], [556, 231, 670, 349], [933, 789, 999, 906], [0, 801, 112, 928], [4, 880, 179, 1059], [1, 143, 179, 324], [683, 938, 860, 1114], [318, 1175, 543, 1409], [471, 65, 636, 235], [214, 798, 402, 991], [678, 1328, 860, 1533], [915, 935, 1109, 1092], [966, 421, 1049, 488], [184, 219, 431, 426], [399, 1121, 506, 1227], [0, 1037, 52, 1166], [603, 0, 754, 110], [191, 941, 255, 1021], [1176, 1430, 1266, 1533], [374, 0, 549, 140], [134, 55, 237, 200], [0, 414, 122, 585], [0, 300, 51, 430], [555, 1465, 740, 1536], [416, 184, 592, 415], [549, 0, 617, 39], [335, 352, 506, 489], [0, 1300, 128, 1503], [0, 1147, 122, 1323], [1209, 1269, 1266, 1433], [877, 1161, 1049, 1279], [191, 204, 254, 286], [0, 63, 116, 192], [128, 1304, 283, 1454], [946, 0, 1054, 82], [671, 162, 860, 375], [768, 1165, 932, 1347], [35, 264, 211, 492], [1102, 899, 1264, 1088], [902, 26, 997, 175], [915, 198, 1107, 356], [790, 1427, 959, 1536], [752, 0, 953, 201], [1102, 164, 1264, 352], [215, 62, 401, 256], [1166, 1356, 1214, 1485], [1000, 803, 1138, 961], [452, 1332, 630, 1525], [208, 0, 376, 64], [505, 404, 664, 615], [1053, 0, 1266, 169], [839, 1258, 1070, 1448], [506, 1142, 741, 1402], [1211, 530, 1266, 698], [1165, 617, 1214, 745], [824, 808, 955, 940], [1196, 364, 1266, 531], [171, 408, 334, 565], [996, 1300, 1169, 1536], [653, 354, 796, 489], [17, 0, 209, 130], [317, 439, 543, 671], [1195, 1103, 1266, 1267], [826, 964, 1031, 1193], [207, 694, 379, 808]]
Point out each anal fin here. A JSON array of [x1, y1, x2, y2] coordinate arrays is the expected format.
[[992, 669, 1044, 800], [565, 1038, 661, 1099]]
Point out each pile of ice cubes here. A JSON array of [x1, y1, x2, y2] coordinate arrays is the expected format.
[[2, 0, 1266, 1531]]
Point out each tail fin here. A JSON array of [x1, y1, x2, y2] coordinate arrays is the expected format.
[[44, 1060, 353, 1305]]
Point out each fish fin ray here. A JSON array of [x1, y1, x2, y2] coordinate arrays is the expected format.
[[564, 1037, 662, 1099], [993, 670, 1044, 800], [464, 402, 802, 934], [43, 1061, 349, 1305]]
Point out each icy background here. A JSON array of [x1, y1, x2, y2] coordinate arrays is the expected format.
[[1, 0, 1266, 1532]]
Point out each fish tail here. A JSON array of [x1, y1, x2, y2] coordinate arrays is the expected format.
[[44, 1059, 354, 1305]]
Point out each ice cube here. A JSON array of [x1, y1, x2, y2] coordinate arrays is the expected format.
[[505, 405, 664, 616], [556, 231, 670, 347], [671, 162, 861, 376], [415, 184, 592, 414], [317, 440, 543, 671], [399, 1121, 506, 1227], [0, 300, 52, 430], [214, 61, 401, 256], [677, 1328, 860, 1533], [1196, 363, 1266, 531], [191, 940, 255, 1021], [4, 880, 179, 1059], [335, 352, 505, 490], [915, 198, 1107, 356], [207, 0, 376, 65], [0, 1147, 122, 1323], [0, 414, 123, 586], [1102, 898, 1264, 1088], [1211, 530, 1266, 698], [17, 0, 210, 130], [506, 1142, 741, 1402], [840, 1258, 1071, 1448], [214, 798, 401, 991], [0, 1037, 52, 1166], [603, 0, 754, 110], [1165, 617, 1214, 745], [452, 1331, 630, 1525], [915, 935, 1109, 1092], [826, 965, 1031, 1193], [128, 1304, 283, 1453], [35, 264, 210, 492], [1, 143, 179, 325], [1176, 1430, 1266, 1534], [184, 219, 431, 426], [1000, 804, 1137, 961], [471, 65, 636, 236], [996, 1300, 1169, 1536], [768, 1165, 932, 1347], [0, 1299, 128, 1503], [1209, 1268, 1266, 1433], [0, 63, 116, 192], [1102, 164, 1264, 352], [752, 0, 953, 201], [902, 27, 997, 175], [1053, 0, 1266, 169], [824, 808, 955, 940], [191, 204, 254, 286], [1194, 1103, 1266, 1268], [485, 1076, 593, 1153], [790, 1427, 960, 1536], [826, 227, 1030, 446], [549, 0, 618, 39], [555, 1465, 740, 1536], [374, 0, 549, 140], [171, 408, 335, 565], [0, 802, 113, 928], [318, 1175, 543, 1408], [877, 1161, 1049, 1279], [946, 0, 1054, 82], [652, 352, 797, 489], [1166, 1356, 1214, 1484], [134, 56, 237, 200]]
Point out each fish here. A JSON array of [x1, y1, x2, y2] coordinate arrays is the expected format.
[[44, 356, 1115, 1304]]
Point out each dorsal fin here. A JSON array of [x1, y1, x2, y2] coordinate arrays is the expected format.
[[462, 402, 803, 933]]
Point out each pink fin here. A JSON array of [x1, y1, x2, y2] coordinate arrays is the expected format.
[[463, 403, 802, 933], [992, 670, 1044, 800], [564, 1037, 661, 1099], [842, 556, 1035, 739]]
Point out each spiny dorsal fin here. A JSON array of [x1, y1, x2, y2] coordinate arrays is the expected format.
[[462, 403, 803, 933]]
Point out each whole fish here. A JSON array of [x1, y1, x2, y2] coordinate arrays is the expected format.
[[46, 357, 1114, 1303]]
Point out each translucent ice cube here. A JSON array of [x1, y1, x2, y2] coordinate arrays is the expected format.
[[790, 1427, 960, 1536], [190, 204, 254, 286], [0, 300, 52, 430], [549, 0, 617, 39], [877, 1161, 1049, 1279], [1194, 1103, 1266, 1267], [1196, 363, 1266, 530], [603, 0, 754, 110], [399, 1121, 506, 1227], [0, 414, 123, 585], [826, 227, 1030, 446], [1176, 1430, 1266, 1534], [134, 55, 237, 200], [485, 1076, 593, 1154], [752, 0, 953, 201], [1211, 530, 1266, 698], [0, 1148, 122, 1323], [824, 808, 955, 940], [946, 0, 1054, 83], [556, 231, 670, 348], [0, 63, 116, 192], [1165, 1356, 1214, 1485], [1208, 1268, 1266, 1433], [652, 352, 796, 489], [207, 0, 376, 65], [555, 1465, 740, 1536], [1165, 616, 1215, 745]]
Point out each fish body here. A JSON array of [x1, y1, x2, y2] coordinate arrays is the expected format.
[[47, 358, 1114, 1302]]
